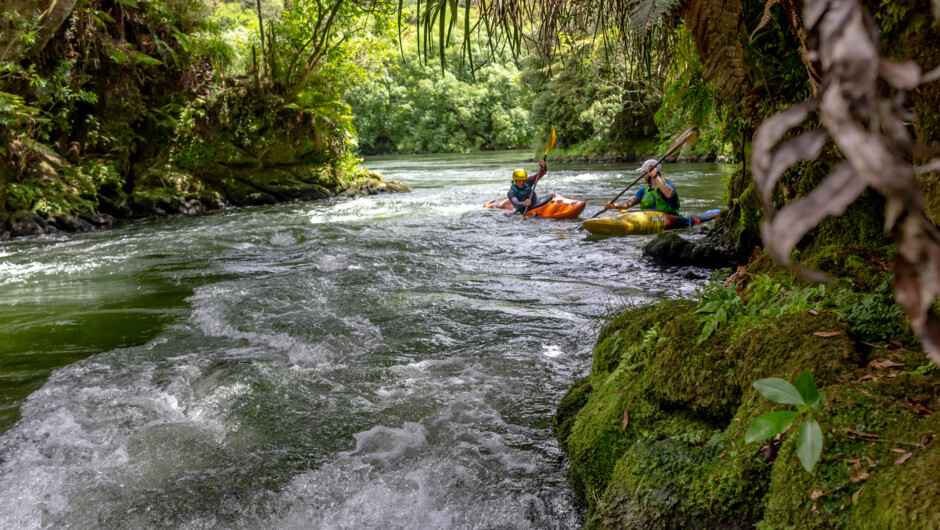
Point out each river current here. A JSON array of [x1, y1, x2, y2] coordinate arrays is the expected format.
[[0, 152, 730, 528]]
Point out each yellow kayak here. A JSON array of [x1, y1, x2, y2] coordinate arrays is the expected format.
[[581, 209, 721, 236]]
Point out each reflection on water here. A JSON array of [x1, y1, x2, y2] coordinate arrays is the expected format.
[[0, 152, 731, 528]]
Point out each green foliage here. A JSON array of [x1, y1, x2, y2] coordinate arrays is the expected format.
[[345, 14, 530, 154], [694, 282, 742, 344], [746, 370, 826, 472]]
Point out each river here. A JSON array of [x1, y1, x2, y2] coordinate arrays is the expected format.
[[0, 152, 731, 528]]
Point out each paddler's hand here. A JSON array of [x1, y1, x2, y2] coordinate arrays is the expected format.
[[539, 160, 546, 170], [604, 202, 616, 210], [523, 199, 532, 207]]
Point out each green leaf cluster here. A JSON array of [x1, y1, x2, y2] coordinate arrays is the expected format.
[[745, 370, 825, 472]]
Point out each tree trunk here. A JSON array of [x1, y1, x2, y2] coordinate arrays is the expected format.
[[28, 0, 79, 57]]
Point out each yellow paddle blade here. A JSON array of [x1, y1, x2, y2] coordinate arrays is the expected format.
[[544, 126, 556, 157]]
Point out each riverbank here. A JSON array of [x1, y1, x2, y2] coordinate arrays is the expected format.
[[0, 172, 409, 241], [554, 249, 939, 528]]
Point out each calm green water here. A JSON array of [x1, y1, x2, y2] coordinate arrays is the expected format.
[[0, 152, 731, 528]]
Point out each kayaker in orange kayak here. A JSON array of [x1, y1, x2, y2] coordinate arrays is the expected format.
[[508, 160, 550, 213]]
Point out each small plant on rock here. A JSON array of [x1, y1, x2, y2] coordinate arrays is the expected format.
[[745, 370, 825, 472]]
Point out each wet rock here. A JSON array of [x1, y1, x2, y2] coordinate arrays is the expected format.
[[642, 231, 736, 269], [131, 196, 167, 218], [245, 193, 277, 206], [53, 214, 94, 233], [99, 196, 133, 218], [80, 212, 115, 227], [9, 212, 45, 238], [0, 230, 9, 241], [181, 199, 204, 215], [200, 197, 227, 211]]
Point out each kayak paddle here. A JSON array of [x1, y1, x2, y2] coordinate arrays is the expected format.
[[585, 126, 699, 220], [522, 125, 557, 220]]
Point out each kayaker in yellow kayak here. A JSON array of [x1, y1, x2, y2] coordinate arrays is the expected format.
[[603, 159, 680, 215], [508, 160, 549, 213]]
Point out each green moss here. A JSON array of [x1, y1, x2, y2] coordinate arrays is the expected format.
[[554, 375, 592, 454], [556, 273, 938, 529], [760, 364, 940, 529]]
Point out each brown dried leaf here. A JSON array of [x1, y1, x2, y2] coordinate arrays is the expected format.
[[750, 0, 781, 41], [811, 489, 824, 500], [859, 374, 881, 382], [847, 429, 879, 439], [752, 100, 818, 193], [808, 309, 819, 315], [893, 255, 940, 365], [814, 331, 843, 337], [613, 329, 621, 336], [868, 359, 904, 369], [888, 339, 904, 349], [762, 162, 866, 265], [879, 59, 921, 90], [622, 409, 629, 431], [759, 130, 830, 202], [891, 448, 908, 454], [923, 433, 935, 445], [848, 462, 870, 482], [894, 452, 913, 466], [852, 486, 864, 504]]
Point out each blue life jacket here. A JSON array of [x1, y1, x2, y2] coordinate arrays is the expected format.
[[511, 182, 533, 200]]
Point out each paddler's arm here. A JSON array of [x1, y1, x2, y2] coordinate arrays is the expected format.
[[507, 188, 525, 210], [653, 175, 675, 198], [531, 160, 547, 183], [604, 192, 640, 210]]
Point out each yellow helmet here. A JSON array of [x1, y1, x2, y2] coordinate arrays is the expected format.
[[512, 168, 527, 181]]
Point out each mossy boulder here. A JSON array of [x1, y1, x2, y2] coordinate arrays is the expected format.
[[555, 298, 939, 529]]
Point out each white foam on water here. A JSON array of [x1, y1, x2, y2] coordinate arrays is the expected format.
[[270, 232, 297, 246], [541, 344, 564, 358], [187, 285, 329, 364], [0, 352, 247, 529], [266, 418, 559, 530]]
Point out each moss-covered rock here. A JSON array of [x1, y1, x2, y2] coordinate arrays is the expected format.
[[555, 286, 939, 529]]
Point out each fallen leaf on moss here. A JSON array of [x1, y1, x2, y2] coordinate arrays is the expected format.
[[911, 395, 929, 403], [894, 452, 913, 466], [814, 331, 842, 337], [622, 409, 629, 431], [613, 329, 621, 336], [849, 457, 864, 464], [868, 359, 905, 369], [848, 462, 870, 482], [888, 371, 901, 378], [852, 486, 864, 504], [859, 374, 881, 382], [860, 341, 883, 349], [847, 429, 879, 439], [811, 490, 824, 500], [891, 448, 907, 454], [888, 339, 904, 349], [922, 433, 934, 445], [808, 309, 819, 315]]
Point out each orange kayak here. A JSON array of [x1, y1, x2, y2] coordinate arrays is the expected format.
[[483, 194, 586, 220]]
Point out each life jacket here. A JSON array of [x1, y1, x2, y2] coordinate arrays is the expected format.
[[640, 184, 680, 215], [511, 182, 533, 200]]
